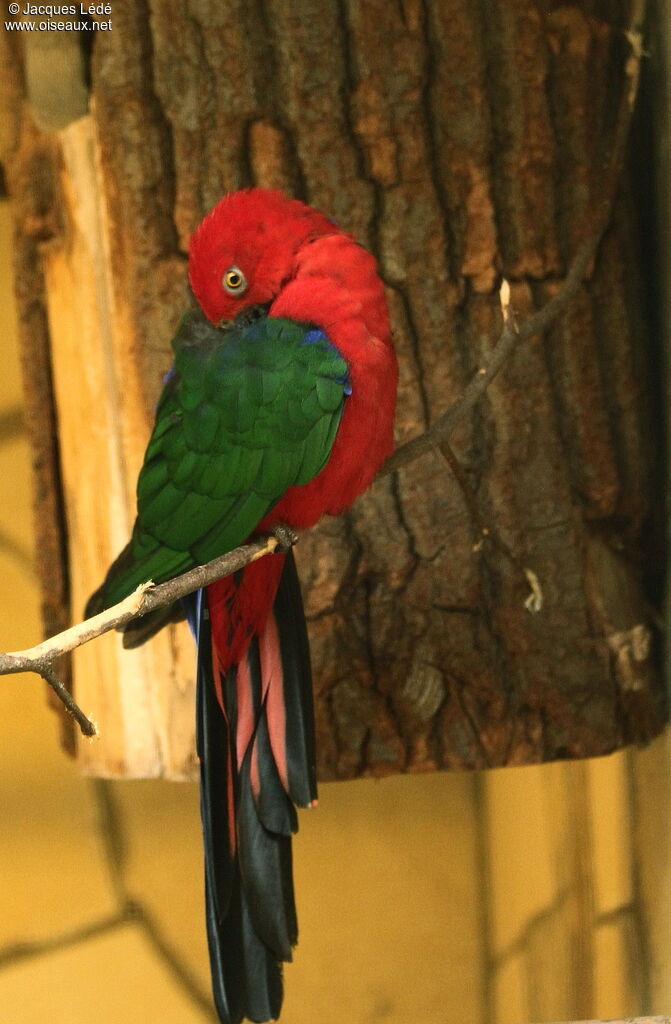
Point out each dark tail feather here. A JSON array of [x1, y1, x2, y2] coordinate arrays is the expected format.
[[270, 552, 317, 809], [195, 550, 316, 1024]]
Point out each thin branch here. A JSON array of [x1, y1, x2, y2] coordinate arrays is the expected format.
[[0, 894, 218, 1018], [88, 779, 219, 1018], [381, 19, 642, 478], [0, 526, 34, 575], [40, 659, 96, 737], [128, 900, 220, 1020], [0, 910, 130, 969], [433, 435, 543, 613], [0, 534, 282, 735]]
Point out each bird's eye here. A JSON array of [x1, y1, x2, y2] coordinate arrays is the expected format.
[[222, 266, 248, 295]]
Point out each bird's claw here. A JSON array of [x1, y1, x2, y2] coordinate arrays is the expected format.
[[272, 523, 299, 553]]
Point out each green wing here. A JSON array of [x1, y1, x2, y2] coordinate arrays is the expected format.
[[98, 311, 349, 607]]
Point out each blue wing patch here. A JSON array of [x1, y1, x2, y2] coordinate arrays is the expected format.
[[300, 328, 352, 396]]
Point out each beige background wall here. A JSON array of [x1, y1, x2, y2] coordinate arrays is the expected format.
[[0, 192, 669, 1023]]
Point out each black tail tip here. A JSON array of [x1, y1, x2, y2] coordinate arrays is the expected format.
[[84, 588, 106, 619]]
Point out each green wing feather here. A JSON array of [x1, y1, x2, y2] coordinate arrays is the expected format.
[[94, 311, 349, 609]]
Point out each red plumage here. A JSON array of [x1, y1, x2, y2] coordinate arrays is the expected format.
[[190, 190, 397, 677]]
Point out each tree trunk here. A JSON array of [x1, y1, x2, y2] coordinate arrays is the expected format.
[[0, 0, 663, 779]]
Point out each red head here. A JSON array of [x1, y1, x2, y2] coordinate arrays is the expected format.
[[188, 188, 338, 325]]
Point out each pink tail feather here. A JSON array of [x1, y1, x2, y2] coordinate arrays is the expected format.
[[195, 550, 316, 1024]]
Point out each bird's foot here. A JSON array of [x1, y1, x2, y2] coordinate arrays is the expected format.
[[272, 523, 299, 553]]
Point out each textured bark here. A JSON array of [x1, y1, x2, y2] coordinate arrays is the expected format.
[[0, 1, 663, 778]]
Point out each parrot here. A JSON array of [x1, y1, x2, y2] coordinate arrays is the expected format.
[[85, 188, 398, 1023]]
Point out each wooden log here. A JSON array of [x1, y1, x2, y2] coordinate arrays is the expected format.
[[0, 1, 664, 778], [39, 116, 197, 776]]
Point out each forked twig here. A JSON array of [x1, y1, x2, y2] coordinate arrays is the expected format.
[[0, 535, 282, 735]]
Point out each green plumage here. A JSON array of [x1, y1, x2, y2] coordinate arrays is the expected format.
[[94, 310, 349, 609]]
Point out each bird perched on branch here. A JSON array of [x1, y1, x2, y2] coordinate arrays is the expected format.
[[86, 188, 398, 1023]]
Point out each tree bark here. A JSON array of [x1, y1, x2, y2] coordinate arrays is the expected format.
[[0, 0, 663, 779]]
